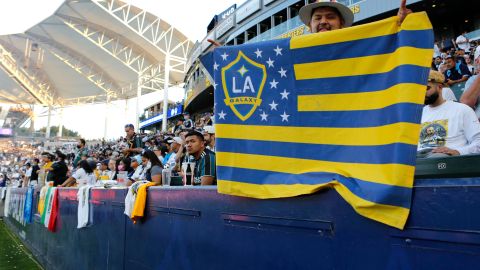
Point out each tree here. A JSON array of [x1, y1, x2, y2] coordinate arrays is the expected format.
[[37, 126, 80, 137]]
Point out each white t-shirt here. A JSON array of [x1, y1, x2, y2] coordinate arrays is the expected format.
[[25, 168, 32, 178], [166, 152, 177, 167], [442, 87, 457, 101], [456, 35, 470, 52], [464, 75, 480, 119], [418, 100, 480, 155], [73, 168, 96, 186]]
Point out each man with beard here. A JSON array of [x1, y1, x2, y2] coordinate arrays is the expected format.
[[209, 1, 411, 46], [417, 70, 480, 158], [73, 138, 88, 168]]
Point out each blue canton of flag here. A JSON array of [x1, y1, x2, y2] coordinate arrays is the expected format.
[[214, 39, 294, 126], [212, 12, 434, 229]]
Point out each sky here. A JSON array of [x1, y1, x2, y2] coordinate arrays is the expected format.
[[0, 0, 246, 139]]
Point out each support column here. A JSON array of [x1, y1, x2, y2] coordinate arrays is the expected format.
[[162, 55, 170, 132], [45, 105, 52, 139], [136, 76, 142, 130], [104, 94, 110, 139], [29, 104, 35, 133], [57, 107, 63, 137]]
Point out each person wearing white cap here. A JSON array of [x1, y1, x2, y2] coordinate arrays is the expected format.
[[460, 49, 480, 119], [299, 0, 411, 34], [203, 126, 216, 152], [165, 137, 183, 167]]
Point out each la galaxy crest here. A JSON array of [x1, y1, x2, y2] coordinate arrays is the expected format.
[[222, 51, 267, 121]]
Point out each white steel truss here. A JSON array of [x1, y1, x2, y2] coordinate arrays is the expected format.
[[57, 13, 178, 93], [0, 43, 54, 105], [0, 38, 59, 101], [25, 33, 122, 98], [90, 0, 192, 74], [57, 13, 158, 75]]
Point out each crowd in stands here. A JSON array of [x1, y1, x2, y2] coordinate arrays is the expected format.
[[420, 32, 480, 158], [0, 112, 216, 188], [2, 31, 480, 188]]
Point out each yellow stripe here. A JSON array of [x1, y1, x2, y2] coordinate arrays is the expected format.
[[294, 47, 433, 80], [291, 12, 432, 49], [217, 179, 331, 199], [217, 180, 409, 229], [298, 83, 426, 111], [333, 182, 409, 229], [216, 152, 415, 187], [216, 123, 420, 146]]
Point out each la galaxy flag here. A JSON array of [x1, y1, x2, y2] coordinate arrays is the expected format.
[[212, 12, 433, 229]]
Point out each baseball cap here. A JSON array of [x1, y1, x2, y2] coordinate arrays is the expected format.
[[168, 137, 183, 145], [203, 125, 215, 134], [131, 155, 142, 164]]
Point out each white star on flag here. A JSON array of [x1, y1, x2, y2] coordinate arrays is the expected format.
[[212, 81, 218, 89], [280, 89, 290, 100], [260, 111, 268, 121], [213, 62, 219, 70], [274, 45, 283, 56], [266, 58, 275, 68], [269, 100, 278, 111], [280, 111, 290, 122], [218, 110, 227, 120], [221, 52, 229, 61], [254, 48, 262, 58], [269, 79, 278, 89], [278, 67, 287, 78]]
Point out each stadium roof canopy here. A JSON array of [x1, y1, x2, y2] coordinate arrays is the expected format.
[[0, 0, 193, 106]]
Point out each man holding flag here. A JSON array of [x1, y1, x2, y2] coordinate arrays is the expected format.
[[209, 0, 412, 46], [299, 0, 411, 33], [208, 0, 434, 230]]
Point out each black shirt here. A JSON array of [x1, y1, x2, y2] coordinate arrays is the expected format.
[[31, 165, 40, 181], [444, 63, 471, 81], [48, 161, 68, 186]]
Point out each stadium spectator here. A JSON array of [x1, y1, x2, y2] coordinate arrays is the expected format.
[[123, 124, 144, 157], [98, 159, 111, 180], [465, 54, 475, 74], [165, 137, 183, 167], [141, 150, 163, 184], [460, 51, 480, 119], [299, 0, 410, 34], [203, 126, 216, 152], [30, 158, 40, 186], [440, 36, 456, 51], [46, 151, 68, 186], [456, 31, 470, 54], [23, 163, 32, 187], [417, 70, 480, 158], [182, 112, 194, 130], [128, 155, 145, 185], [73, 138, 88, 168], [184, 131, 216, 185], [107, 159, 117, 180], [118, 157, 134, 176], [432, 56, 442, 71], [60, 160, 96, 187], [443, 55, 471, 86]]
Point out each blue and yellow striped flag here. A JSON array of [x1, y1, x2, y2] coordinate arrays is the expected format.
[[213, 12, 433, 229]]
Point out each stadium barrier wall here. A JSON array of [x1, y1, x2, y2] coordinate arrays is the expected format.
[[3, 179, 480, 270]]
